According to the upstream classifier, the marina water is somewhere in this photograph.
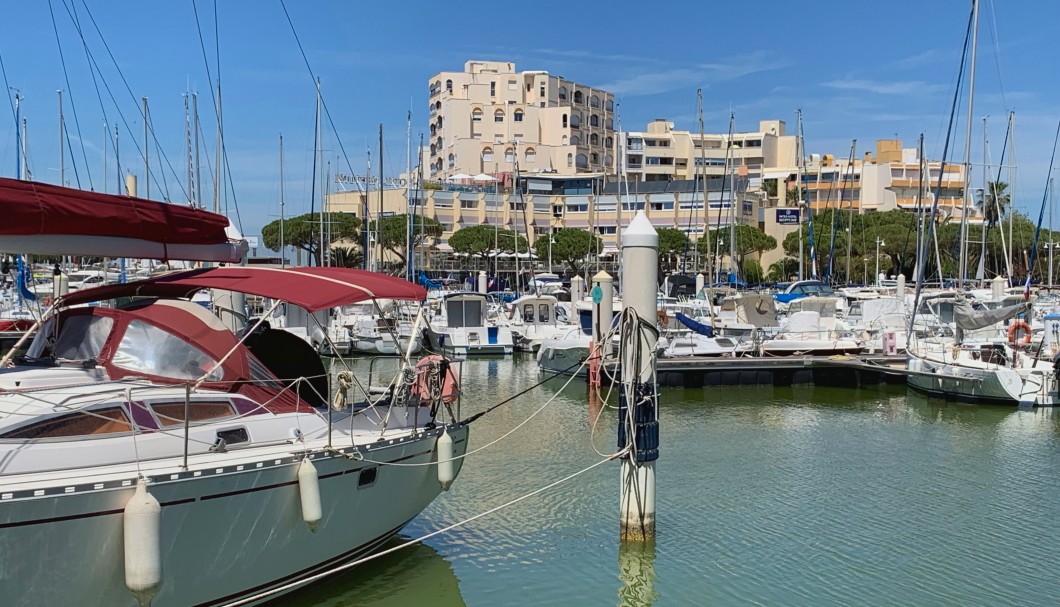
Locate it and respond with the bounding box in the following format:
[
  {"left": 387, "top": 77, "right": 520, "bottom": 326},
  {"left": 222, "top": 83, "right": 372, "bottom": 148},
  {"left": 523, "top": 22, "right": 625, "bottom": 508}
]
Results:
[{"left": 285, "top": 355, "right": 1060, "bottom": 606}]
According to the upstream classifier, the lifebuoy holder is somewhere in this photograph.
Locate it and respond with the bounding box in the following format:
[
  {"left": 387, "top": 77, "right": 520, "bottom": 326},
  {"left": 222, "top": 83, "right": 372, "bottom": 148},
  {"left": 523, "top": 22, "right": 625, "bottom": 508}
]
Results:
[{"left": 1008, "top": 320, "right": 1032, "bottom": 350}]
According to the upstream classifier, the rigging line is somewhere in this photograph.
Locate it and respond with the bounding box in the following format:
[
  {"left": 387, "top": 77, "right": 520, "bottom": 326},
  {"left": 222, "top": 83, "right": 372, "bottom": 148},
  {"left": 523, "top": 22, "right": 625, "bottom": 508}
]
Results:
[
  {"left": 0, "top": 49, "right": 16, "bottom": 126},
  {"left": 910, "top": 3, "right": 974, "bottom": 334},
  {"left": 75, "top": 0, "right": 187, "bottom": 202},
  {"left": 221, "top": 446, "right": 628, "bottom": 607},
  {"left": 65, "top": 1, "right": 187, "bottom": 200},
  {"left": 149, "top": 105, "right": 171, "bottom": 200},
  {"left": 278, "top": 0, "right": 367, "bottom": 208},
  {"left": 47, "top": 0, "right": 91, "bottom": 190},
  {"left": 1022, "top": 120, "right": 1060, "bottom": 296},
  {"left": 61, "top": 0, "right": 117, "bottom": 166},
  {"left": 984, "top": 0, "right": 1008, "bottom": 111}
]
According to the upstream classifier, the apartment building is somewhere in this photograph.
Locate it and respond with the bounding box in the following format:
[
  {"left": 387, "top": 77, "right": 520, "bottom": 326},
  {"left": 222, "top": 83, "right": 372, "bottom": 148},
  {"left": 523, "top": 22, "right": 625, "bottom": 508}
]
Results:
[
  {"left": 621, "top": 118, "right": 796, "bottom": 191},
  {"left": 426, "top": 61, "right": 616, "bottom": 181}
]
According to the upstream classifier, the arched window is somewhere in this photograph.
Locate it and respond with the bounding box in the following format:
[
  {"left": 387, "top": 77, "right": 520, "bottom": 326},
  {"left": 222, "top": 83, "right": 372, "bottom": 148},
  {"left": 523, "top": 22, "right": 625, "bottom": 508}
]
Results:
[
  {"left": 525, "top": 147, "right": 536, "bottom": 162},
  {"left": 606, "top": 99, "right": 614, "bottom": 112},
  {"left": 562, "top": 135, "right": 568, "bottom": 145},
  {"left": 590, "top": 114, "right": 599, "bottom": 127},
  {"left": 561, "top": 114, "right": 568, "bottom": 128},
  {"left": 445, "top": 79, "right": 453, "bottom": 93},
  {"left": 558, "top": 85, "right": 568, "bottom": 100},
  {"left": 570, "top": 113, "right": 581, "bottom": 128},
  {"left": 430, "top": 143, "right": 436, "bottom": 155},
  {"left": 514, "top": 109, "right": 524, "bottom": 122},
  {"left": 570, "top": 135, "right": 580, "bottom": 146},
  {"left": 566, "top": 153, "right": 573, "bottom": 168},
  {"left": 494, "top": 109, "right": 505, "bottom": 123},
  {"left": 591, "top": 152, "right": 599, "bottom": 164},
  {"left": 448, "top": 154, "right": 455, "bottom": 168},
  {"left": 436, "top": 101, "right": 442, "bottom": 110},
  {"left": 437, "top": 116, "right": 444, "bottom": 128},
  {"left": 604, "top": 154, "right": 614, "bottom": 167},
  {"left": 436, "top": 137, "right": 442, "bottom": 149},
  {"left": 430, "top": 124, "right": 437, "bottom": 136},
  {"left": 504, "top": 147, "right": 515, "bottom": 163},
  {"left": 590, "top": 134, "right": 599, "bottom": 146},
  {"left": 606, "top": 136, "right": 614, "bottom": 148},
  {"left": 576, "top": 153, "right": 588, "bottom": 168},
  {"left": 606, "top": 118, "right": 614, "bottom": 130},
  {"left": 590, "top": 94, "right": 600, "bottom": 108},
  {"left": 472, "top": 108, "right": 483, "bottom": 122},
  {"left": 482, "top": 147, "right": 494, "bottom": 162},
  {"left": 573, "top": 91, "right": 583, "bottom": 104}
]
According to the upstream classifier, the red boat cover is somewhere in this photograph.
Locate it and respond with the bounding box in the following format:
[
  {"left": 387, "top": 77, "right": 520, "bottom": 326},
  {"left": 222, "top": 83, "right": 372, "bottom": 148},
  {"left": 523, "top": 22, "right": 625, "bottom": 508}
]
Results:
[
  {"left": 62, "top": 266, "right": 427, "bottom": 311},
  {"left": 0, "top": 177, "right": 231, "bottom": 245}
]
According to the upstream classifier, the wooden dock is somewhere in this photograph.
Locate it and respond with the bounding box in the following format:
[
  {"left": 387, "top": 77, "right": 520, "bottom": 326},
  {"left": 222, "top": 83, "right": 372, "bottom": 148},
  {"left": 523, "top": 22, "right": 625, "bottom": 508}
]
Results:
[{"left": 606, "top": 354, "right": 909, "bottom": 388}]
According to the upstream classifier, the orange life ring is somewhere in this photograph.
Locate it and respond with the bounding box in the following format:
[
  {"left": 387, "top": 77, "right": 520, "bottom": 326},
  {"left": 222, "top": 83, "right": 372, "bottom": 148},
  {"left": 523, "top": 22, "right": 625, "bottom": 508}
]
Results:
[{"left": 1007, "top": 320, "right": 1032, "bottom": 350}]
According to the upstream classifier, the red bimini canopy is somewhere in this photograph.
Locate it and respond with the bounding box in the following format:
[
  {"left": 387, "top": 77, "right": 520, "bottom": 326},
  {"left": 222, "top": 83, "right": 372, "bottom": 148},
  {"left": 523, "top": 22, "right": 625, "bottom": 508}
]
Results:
[
  {"left": 63, "top": 266, "right": 427, "bottom": 311},
  {"left": 0, "top": 177, "right": 247, "bottom": 262}
]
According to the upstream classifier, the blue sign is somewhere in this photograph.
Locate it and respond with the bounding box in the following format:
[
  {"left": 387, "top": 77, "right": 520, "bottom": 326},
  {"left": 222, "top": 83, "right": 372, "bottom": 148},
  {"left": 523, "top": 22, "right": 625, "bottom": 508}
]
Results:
[
  {"left": 776, "top": 209, "right": 801, "bottom": 225},
  {"left": 590, "top": 285, "right": 603, "bottom": 304}
]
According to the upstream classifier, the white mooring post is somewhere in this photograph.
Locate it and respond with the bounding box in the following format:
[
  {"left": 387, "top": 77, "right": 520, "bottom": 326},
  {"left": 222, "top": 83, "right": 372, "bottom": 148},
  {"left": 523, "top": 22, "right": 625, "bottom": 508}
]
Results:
[
  {"left": 477, "top": 270, "right": 487, "bottom": 294},
  {"left": 571, "top": 275, "right": 585, "bottom": 304},
  {"left": 619, "top": 211, "right": 658, "bottom": 542}
]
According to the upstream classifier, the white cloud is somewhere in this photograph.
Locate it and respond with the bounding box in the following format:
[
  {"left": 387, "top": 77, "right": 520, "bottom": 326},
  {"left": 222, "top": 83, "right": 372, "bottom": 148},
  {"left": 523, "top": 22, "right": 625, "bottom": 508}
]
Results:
[{"left": 823, "top": 78, "right": 947, "bottom": 96}]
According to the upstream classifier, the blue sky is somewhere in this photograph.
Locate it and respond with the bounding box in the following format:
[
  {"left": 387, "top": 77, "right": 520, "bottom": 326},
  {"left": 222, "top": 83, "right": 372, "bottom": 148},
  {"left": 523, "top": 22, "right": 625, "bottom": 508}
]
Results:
[{"left": 2, "top": 0, "right": 1058, "bottom": 240}]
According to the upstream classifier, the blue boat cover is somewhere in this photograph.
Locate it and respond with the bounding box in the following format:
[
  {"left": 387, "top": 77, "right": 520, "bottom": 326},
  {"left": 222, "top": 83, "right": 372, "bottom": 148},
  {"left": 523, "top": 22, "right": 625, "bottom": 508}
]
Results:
[{"left": 675, "top": 312, "right": 713, "bottom": 337}]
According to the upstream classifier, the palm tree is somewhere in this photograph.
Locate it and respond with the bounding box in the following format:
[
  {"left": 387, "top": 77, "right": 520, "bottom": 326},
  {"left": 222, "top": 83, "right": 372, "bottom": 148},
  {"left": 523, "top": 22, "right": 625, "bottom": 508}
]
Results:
[{"left": 976, "top": 181, "right": 1010, "bottom": 227}]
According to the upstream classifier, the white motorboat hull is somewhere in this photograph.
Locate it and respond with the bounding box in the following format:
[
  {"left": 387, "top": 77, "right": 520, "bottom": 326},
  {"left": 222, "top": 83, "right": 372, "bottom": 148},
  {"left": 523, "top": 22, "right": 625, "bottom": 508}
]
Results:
[
  {"left": 907, "top": 356, "right": 1056, "bottom": 406},
  {"left": 426, "top": 326, "right": 513, "bottom": 357},
  {"left": 0, "top": 424, "right": 468, "bottom": 607},
  {"left": 351, "top": 334, "right": 423, "bottom": 356}
]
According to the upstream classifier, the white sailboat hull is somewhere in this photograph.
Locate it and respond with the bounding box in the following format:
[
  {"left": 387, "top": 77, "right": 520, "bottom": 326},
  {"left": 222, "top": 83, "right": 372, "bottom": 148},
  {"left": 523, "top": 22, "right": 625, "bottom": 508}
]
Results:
[{"left": 0, "top": 425, "right": 468, "bottom": 607}]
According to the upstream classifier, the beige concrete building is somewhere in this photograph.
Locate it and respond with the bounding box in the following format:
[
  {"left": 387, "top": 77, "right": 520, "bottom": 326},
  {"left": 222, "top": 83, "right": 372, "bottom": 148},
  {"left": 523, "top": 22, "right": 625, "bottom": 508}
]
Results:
[{"left": 426, "top": 60, "right": 616, "bottom": 181}]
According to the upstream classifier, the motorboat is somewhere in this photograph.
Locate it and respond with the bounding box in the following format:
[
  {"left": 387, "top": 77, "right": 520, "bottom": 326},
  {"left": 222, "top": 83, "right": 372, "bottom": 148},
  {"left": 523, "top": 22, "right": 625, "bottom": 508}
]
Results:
[
  {"left": 425, "top": 292, "right": 513, "bottom": 356},
  {"left": 0, "top": 266, "right": 469, "bottom": 606},
  {"left": 506, "top": 294, "right": 571, "bottom": 353},
  {"left": 760, "top": 297, "right": 861, "bottom": 356}
]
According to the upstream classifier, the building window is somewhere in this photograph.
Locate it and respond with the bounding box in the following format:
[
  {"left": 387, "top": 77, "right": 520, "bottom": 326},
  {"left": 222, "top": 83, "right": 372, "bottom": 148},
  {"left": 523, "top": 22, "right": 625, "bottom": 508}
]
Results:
[
  {"left": 591, "top": 152, "right": 599, "bottom": 164},
  {"left": 562, "top": 114, "right": 568, "bottom": 128},
  {"left": 606, "top": 136, "right": 613, "bottom": 148},
  {"left": 483, "top": 147, "right": 494, "bottom": 162},
  {"left": 445, "top": 79, "right": 452, "bottom": 93},
  {"left": 590, "top": 134, "right": 599, "bottom": 146},
  {"left": 567, "top": 153, "right": 573, "bottom": 168},
  {"left": 472, "top": 109, "right": 483, "bottom": 122},
  {"left": 562, "top": 135, "right": 568, "bottom": 145},
  {"left": 448, "top": 154, "right": 455, "bottom": 168},
  {"left": 430, "top": 124, "right": 437, "bottom": 136},
  {"left": 504, "top": 148, "right": 514, "bottom": 163},
  {"left": 573, "top": 91, "right": 583, "bottom": 105},
  {"left": 606, "top": 99, "right": 614, "bottom": 112},
  {"left": 437, "top": 116, "right": 443, "bottom": 128},
  {"left": 490, "top": 81, "right": 496, "bottom": 97},
  {"left": 590, "top": 94, "right": 600, "bottom": 108},
  {"left": 539, "top": 85, "right": 545, "bottom": 97},
  {"left": 570, "top": 114, "right": 581, "bottom": 128},
  {"left": 494, "top": 109, "right": 504, "bottom": 122},
  {"left": 508, "top": 79, "right": 517, "bottom": 91},
  {"left": 558, "top": 86, "right": 567, "bottom": 100},
  {"left": 514, "top": 109, "right": 524, "bottom": 122},
  {"left": 430, "top": 144, "right": 436, "bottom": 155},
  {"left": 570, "top": 135, "right": 580, "bottom": 146},
  {"left": 590, "top": 114, "right": 599, "bottom": 127},
  {"left": 525, "top": 147, "right": 536, "bottom": 161},
  {"left": 605, "top": 118, "right": 614, "bottom": 131},
  {"left": 576, "top": 153, "right": 588, "bottom": 168}
]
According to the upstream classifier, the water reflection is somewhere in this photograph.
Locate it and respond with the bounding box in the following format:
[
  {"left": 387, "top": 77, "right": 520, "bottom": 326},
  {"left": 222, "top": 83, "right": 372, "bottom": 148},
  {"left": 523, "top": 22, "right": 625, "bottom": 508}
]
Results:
[
  {"left": 617, "top": 541, "right": 658, "bottom": 607},
  {"left": 277, "top": 538, "right": 465, "bottom": 607}
]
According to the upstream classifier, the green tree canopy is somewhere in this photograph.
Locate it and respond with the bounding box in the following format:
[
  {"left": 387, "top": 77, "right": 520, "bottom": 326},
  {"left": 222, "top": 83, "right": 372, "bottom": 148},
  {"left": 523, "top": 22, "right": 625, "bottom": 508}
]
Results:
[
  {"left": 368, "top": 214, "right": 443, "bottom": 265},
  {"left": 261, "top": 212, "right": 361, "bottom": 266},
  {"left": 533, "top": 228, "right": 601, "bottom": 272},
  {"left": 656, "top": 227, "right": 691, "bottom": 273},
  {"left": 449, "top": 225, "right": 528, "bottom": 259},
  {"left": 701, "top": 224, "right": 777, "bottom": 267}
]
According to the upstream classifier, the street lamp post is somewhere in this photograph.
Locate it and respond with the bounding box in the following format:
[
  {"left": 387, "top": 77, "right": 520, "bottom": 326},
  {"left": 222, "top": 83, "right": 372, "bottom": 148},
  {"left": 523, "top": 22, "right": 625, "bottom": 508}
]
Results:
[{"left": 875, "top": 237, "right": 886, "bottom": 286}]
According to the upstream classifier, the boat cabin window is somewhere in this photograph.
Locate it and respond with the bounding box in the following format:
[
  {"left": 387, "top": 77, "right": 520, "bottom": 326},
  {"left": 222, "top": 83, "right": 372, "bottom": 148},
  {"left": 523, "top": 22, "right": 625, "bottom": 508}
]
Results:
[
  {"left": 27, "top": 315, "right": 113, "bottom": 361},
  {"left": 523, "top": 304, "right": 535, "bottom": 322},
  {"left": 538, "top": 304, "right": 550, "bottom": 322},
  {"left": 446, "top": 299, "right": 483, "bottom": 328},
  {"left": 111, "top": 320, "right": 223, "bottom": 381},
  {"left": 2, "top": 406, "right": 131, "bottom": 440},
  {"left": 151, "top": 401, "right": 236, "bottom": 427}
]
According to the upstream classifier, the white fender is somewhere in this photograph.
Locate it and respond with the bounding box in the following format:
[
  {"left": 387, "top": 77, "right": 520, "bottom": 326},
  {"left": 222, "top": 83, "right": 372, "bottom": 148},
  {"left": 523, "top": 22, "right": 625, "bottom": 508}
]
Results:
[
  {"left": 124, "top": 479, "right": 162, "bottom": 607},
  {"left": 298, "top": 457, "right": 322, "bottom": 532},
  {"left": 437, "top": 428, "right": 455, "bottom": 491}
]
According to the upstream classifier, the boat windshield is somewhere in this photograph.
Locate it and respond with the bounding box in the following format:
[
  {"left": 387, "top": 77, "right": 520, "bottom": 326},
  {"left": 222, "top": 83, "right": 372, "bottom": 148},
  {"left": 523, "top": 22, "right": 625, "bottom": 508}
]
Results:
[
  {"left": 110, "top": 319, "right": 223, "bottom": 381},
  {"left": 26, "top": 315, "right": 114, "bottom": 361}
]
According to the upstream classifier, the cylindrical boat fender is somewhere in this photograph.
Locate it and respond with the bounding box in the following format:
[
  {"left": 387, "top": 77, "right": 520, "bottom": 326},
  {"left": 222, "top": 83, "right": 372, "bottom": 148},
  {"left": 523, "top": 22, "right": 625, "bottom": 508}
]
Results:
[
  {"left": 437, "top": 428, "right": 455, "bottom": 491},
  {"left": 124, "top": 479, "right": 162, "bottom": 607},
  {"left": 298, "top": 457, "right": 322, "bottom": 532}
]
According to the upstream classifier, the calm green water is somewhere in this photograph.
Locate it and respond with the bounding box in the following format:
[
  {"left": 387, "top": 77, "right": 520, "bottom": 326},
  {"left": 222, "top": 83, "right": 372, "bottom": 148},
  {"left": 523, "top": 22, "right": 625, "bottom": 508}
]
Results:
[{"left": 292, "top": 355, "right": 1060, "bottom": 606}]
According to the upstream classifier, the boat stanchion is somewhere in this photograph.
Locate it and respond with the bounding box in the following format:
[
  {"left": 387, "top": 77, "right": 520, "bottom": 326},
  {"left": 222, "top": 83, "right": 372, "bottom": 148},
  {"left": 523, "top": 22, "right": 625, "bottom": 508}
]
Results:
[{"left": 124, "top": 479, "right": 162, "bottom": 607}]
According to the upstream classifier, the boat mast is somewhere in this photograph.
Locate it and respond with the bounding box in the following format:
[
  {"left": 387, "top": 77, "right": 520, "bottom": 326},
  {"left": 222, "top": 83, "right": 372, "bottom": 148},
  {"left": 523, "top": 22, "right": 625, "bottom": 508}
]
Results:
[
  {"left": 142, "top": 96, "right": 149, "bottom": 199},
  {"left": 958, "top": 0, "right": 980, "bottom": 288},
  {"left": 184, "top": 92, "right": 193, "bottom": 205},
  {"left": 214, "top": 81, "right": 222, "bottom": 214},
  {"left": 844, "top": 140, "right": 857, "bottom": 284},
  {"left": 279, "top": 133, "right": 286, "bottom": 268},
  {"left": 405, "top": 106, "right": 413, "bottom": 282},
  {"left": 696, "top": 92, "right": 709, "bottom": 277},
  {"left": 58, "top": 90, "right": 64, "bottom": 186},
  {"left": 315, "top": 79, "right": 324, "bottom": 267},
  {"left": 976, "top": 116, "right": 988, "bottom": 284},
  {"left": 378, "top": 123, "right": 384, "bottom": 273}
]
